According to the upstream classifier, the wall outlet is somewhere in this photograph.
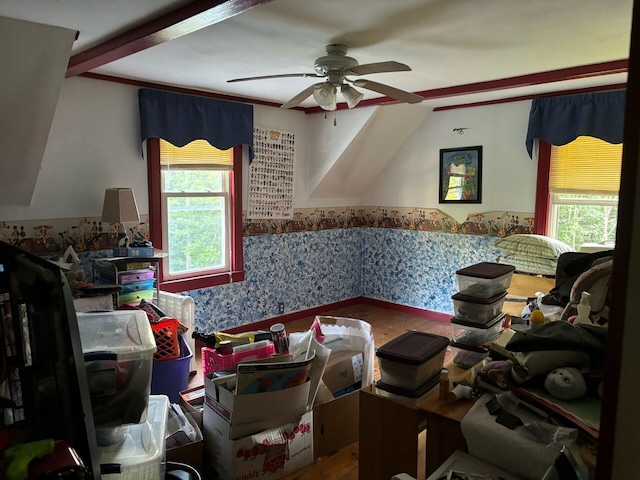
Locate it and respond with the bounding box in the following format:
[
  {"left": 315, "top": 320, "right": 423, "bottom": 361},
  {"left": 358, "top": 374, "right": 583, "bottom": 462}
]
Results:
[{"left": 278, "top": 302, "right": 285, "bottom": 314}]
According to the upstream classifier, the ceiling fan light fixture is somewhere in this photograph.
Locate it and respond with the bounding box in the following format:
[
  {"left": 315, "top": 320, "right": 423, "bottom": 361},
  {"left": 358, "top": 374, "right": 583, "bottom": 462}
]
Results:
[
  {"left": 319, "top": 94, "right": 337, "bottom": 111},
  {"left": 341, "top": 84, "right": 364, "bottom": 108},
  {"left": 313, "top": 82, "right": 336, "bottom": 107}
]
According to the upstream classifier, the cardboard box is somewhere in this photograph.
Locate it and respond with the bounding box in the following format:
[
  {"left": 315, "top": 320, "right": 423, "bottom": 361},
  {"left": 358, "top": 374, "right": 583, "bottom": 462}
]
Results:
[
  {"left": 290, "top": 316, "right": 374, "bottom": 460},
  {"left": 167, "top": 407, "right": 204, "bottom": 473},
  {"left": 180, "top": 385, "right": 205, "bottom": 430},
  {"left": 205, "top": 409, "right": 313, "bottom": 480},
  {"left": 321, "top": 350, "right": 363, "bottom": 394},
  {"left": 313, "top": 389, "right": 360, "bottom": 459},
  {"left": 204, "top": 374, "right": 311, "bottom": 440}
]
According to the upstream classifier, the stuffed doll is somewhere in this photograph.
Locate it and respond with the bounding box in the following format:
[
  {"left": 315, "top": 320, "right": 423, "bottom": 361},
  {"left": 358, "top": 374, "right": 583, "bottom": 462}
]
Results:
[{"left": 544, "top": 367, "right": 587, "bottom": 400}]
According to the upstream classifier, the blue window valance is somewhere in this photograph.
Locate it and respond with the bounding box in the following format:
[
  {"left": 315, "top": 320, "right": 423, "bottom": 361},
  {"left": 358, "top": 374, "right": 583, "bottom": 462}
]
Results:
[
  {"left": 139, "top": 88, "right": 254, "bottom": 161},
  {"left": 525, "top": 90, "right": 626, "bottom": 158}
]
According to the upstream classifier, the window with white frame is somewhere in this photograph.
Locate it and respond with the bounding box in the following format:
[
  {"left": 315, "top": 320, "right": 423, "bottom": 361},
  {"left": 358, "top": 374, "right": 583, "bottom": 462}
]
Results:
[
  {"left": 546, "top": 136, "right": 622, "bottom": 250},
  {"left": 147, "top": 138, "right": 244, "bottom": 292}
]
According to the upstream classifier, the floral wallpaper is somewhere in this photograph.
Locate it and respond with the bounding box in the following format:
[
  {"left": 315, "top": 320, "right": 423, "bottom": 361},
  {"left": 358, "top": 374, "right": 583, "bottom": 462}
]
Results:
[{"left": 4, "top": 205, "right": 530, "bottom": 334}]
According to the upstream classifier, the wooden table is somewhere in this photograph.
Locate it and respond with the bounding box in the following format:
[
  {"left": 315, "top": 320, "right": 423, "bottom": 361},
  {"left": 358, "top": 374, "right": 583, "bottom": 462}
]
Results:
[{"left": 358, "top": 362, "right": 477, "bottom": 480}]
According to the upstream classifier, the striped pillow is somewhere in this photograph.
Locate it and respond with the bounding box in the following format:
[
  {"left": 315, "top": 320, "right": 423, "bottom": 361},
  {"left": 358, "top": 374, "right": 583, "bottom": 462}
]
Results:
[
  {"left": 495, "top": 234, "right": 574, "bottom": 260},
  {"left": 498, "top": 254, "right": 558, "bottom": 276}
]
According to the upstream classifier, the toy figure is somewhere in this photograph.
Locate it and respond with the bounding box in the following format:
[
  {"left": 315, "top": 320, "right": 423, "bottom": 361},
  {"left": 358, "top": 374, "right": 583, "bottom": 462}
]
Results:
[{"left": 544, "top": 367, "right": 587, "bottom": 400}]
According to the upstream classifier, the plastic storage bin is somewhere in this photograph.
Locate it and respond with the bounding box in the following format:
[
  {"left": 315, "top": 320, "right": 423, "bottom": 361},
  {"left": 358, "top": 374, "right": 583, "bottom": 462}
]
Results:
[
  {"left": 456, "top": 262, "right": 515, "bottom": 299},
  {"left": 76, "top": 310, "right": 157, "bottom": 429},
  {"left": 375, "top": 371, "right": 440, "bottom": 407},
  {"left": 449, "top": 341, "right": 490, "bottom": 369},
  {"left": 451, "top": 290, "right": 507, "bottom": 323},
  {"left": 202, "top": 341, "right": 276, "bottom": 375},
  {"left": 157, "top": 291, "right": 196, "bottom": 373},
  {"left": 376, "top": 331, "right": 449, "bottom": 390},
  {"left": 97, "top": 395, "right": 169, "bottom": 480},
  {"left": 151, "top": 335, "right": 193, "bottom": 403},
  {"left": 450, "top": 312, "right": 505, "bottom": 347}
]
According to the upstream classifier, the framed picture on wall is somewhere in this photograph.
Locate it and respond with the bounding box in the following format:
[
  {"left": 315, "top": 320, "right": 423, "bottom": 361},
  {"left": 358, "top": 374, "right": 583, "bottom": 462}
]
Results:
[{"left": 439, "top": 145, "right": 482, "bottom": 203}]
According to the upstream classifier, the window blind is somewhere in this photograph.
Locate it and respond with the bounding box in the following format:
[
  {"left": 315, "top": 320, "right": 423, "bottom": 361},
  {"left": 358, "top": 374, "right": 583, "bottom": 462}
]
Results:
[
  {"left": 160, "top": 139, "right": 233, "bottom": 169},
  {"left": 549, "top": 136, "right": 622, "bottom": 194}
]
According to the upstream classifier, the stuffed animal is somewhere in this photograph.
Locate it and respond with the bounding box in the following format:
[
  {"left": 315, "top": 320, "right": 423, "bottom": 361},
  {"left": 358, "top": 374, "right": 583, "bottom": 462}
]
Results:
[{"left": 544, "top": 367, "right": 587, "bottom": 400}]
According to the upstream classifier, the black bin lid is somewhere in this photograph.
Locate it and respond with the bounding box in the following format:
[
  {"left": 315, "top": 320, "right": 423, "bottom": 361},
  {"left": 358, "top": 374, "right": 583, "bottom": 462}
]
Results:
[
  {"left": 375, "top": 371, "right": 441, "bottom": 398},
  {"left": 451, "top": 290, "right": 507, "bottom": 305},
  {"left": 376, "top": 331, "right": 449, "bottom": 365},
  {"left": 450, "top": 312, "right": 506, "bottom": 329},
  {"left": 455, "top": 262, "right": 515, "bottom": 279}
]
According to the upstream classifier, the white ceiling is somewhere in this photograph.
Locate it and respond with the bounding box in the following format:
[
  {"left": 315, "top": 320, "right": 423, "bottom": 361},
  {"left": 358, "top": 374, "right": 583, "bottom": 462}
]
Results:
[{"left": 0, "top": 0, "right": 634, "bottom": 109}]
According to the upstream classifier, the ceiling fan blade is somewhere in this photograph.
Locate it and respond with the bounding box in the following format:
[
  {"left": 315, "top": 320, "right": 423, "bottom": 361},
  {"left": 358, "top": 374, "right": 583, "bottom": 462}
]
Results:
[
  {"left": 352, "top": 79, "right": 423, "bottom": 104},
  {"left": 345, "top": 61, "right": 411, "bottom": 76},
  {"left": 227, "top": 73, "right": 322, "bottom": 83},
  {"left": 281, "top": 84, "right": 319, "bottom": 109}
]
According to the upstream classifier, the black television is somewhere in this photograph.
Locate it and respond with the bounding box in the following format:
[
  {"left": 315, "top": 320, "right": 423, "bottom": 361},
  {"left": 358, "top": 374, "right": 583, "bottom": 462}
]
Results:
[{"left": 0, "top": 240, "right": 100, "bottom": 478}]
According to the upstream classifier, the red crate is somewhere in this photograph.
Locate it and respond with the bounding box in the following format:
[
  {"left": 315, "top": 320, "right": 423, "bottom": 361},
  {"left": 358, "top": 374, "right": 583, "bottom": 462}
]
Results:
[
  {"left": 202, "top": 342, "right": 275, "bottom": 375},
  {"left": 151, "top": 318, "right": 180, "bottom": 362}
]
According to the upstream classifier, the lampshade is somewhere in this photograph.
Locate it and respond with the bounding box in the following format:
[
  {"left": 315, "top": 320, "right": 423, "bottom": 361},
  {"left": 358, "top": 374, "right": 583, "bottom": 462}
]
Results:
[
  {"left": 101, "top": 188, "right": 140, "bottom": 224},
  {"left": 313, "top": 82, "right": 337, "bottom": 111},
  {"left": 341, "top": 84, "right": 364, "bottom": 109}
]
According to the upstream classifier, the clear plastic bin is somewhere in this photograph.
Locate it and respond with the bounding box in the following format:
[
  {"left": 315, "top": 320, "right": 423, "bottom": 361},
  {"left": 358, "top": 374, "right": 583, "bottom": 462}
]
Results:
[
  {"left": 76, "top": 310, "right": 156, "bottom": 429},
  {"left": 451, "top": 290, "right": 507, "bottom": 323},
  {"left": 449, "top": 341, "right": 490, "bottom": 369},
  {"left": 97, "top": 395, "right": 168, "bottom": 480},
  {"left": 376, "top": 331, "right": 449, "bottom": 390},
  {"left": 456, "top": 262, "right": 515, "bottom": 299},
  {"left": 374, "top": 372, "right": 440, "bottom": 407},
  {"left": 450, "top": 312, "right": 505, "bottom": 347}
]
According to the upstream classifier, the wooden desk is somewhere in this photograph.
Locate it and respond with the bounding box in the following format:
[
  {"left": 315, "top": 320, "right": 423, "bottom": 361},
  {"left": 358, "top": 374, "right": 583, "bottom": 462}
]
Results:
[{"left": 358, "top": 362, "right": 477, "bottom": 480}]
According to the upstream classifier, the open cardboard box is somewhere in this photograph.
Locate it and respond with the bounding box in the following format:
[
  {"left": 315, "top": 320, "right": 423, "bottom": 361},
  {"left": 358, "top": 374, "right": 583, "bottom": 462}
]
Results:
[
  {"left": 203, "top": 373, "right": 314, "bottom": 480},
  {"left": 167, "top": 406, "right": 204, "bottom": 473},
  {"left": 290, "top": 316, "right": 375, "bottom": 459}
]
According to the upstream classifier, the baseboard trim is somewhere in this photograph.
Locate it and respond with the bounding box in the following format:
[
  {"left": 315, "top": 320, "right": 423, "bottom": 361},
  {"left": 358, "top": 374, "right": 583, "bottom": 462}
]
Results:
[{"left": 223, "top": 296, "right": 449, "bottom": 334}]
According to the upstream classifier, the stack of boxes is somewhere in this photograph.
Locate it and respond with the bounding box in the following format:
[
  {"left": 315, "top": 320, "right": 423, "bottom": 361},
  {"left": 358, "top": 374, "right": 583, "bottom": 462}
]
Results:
[{"left": 449, "top": 262, "right": 515, "bottom": 369}]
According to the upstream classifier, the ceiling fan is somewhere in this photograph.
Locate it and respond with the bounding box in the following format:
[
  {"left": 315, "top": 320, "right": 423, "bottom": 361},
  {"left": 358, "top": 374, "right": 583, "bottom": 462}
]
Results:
[{"left": 227, "top": 44, "right": 423, "bottom": 110}]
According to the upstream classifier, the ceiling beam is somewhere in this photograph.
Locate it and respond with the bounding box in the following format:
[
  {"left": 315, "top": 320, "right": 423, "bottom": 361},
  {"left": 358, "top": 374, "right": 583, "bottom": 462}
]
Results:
[
  {"left": 414, "top": 59, "right": 628, "bottom": 100},
  {"left": 304, "top": 59, "right": 629, "bottom": 113},
  {"left": 66, "top": 0, "right": 274, "bottom": 77}
]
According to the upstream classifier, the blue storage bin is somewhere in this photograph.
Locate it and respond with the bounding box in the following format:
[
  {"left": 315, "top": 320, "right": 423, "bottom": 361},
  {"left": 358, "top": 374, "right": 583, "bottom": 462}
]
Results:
[{"left": 151, "top": 334, "right": 193, "bottom": 403}]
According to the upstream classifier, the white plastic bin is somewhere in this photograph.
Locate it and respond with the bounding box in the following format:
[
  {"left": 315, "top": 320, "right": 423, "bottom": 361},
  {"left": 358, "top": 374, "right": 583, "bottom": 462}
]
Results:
[
  {"left": 157, "top": 290, "right": 196, "bottom": 373},
  {"left": 97, "top": 395, "right": 169, "bottom": 480}
]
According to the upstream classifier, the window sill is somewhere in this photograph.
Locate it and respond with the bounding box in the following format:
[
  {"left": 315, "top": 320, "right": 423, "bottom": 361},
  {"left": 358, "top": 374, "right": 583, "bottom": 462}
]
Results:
[{"left": 159, "top": 270, "right": 245, "bottom": 293}]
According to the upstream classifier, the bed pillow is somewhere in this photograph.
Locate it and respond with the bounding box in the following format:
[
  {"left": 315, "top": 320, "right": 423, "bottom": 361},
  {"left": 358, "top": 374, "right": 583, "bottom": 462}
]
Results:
[
  {"left": 495, "top": 234, "right": 574, "bottom": 260},
  {"left": 498, "top": 254, "right": 558, "bottom": 276}
]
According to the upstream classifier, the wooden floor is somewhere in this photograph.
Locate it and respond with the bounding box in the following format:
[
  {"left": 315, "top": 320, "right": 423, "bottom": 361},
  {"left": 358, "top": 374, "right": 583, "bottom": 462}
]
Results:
[{"left": 267, "top": 303, "right": 452, "bottom": 480}]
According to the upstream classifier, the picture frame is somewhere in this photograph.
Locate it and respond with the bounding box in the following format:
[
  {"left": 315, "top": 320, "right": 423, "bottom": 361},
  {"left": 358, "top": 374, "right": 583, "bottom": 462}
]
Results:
[{"left": 439, "top": 145, "right": 482, "bottom": 204}]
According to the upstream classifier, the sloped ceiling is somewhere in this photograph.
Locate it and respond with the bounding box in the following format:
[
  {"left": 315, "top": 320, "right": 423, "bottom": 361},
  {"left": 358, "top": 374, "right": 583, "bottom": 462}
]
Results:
[
  {"left": 0, "top": 16, "right": 77, "bottom": 206},
  {"left": 308, "top": 104, "right": 431, "bottom": 198}
]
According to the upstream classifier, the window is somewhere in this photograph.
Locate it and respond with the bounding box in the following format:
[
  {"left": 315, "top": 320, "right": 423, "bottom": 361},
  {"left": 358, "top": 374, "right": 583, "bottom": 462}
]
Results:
[
  {"left": 537, "top": 137, "right": 622, "bottom": 250},
  {"left": 147, "top": 138, "right": 244, "bottom": 293}
]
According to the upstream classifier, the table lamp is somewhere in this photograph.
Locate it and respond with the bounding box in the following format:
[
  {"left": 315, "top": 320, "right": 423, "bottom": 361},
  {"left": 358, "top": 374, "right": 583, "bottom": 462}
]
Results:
[{"left": 101, "top": 188, "right": 140, "bottom": 247}]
